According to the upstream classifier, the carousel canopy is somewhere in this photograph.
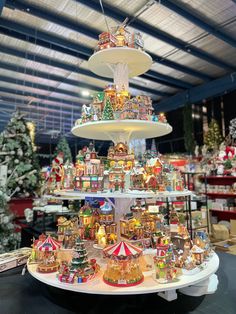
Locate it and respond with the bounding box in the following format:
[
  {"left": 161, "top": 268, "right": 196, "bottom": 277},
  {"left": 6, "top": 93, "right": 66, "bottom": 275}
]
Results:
[
  {"left": 37, "top": 236, "right": 61, "bottom": 252},
  {"left": 103, "top": 241, "right": 142, "bottom": 259}
]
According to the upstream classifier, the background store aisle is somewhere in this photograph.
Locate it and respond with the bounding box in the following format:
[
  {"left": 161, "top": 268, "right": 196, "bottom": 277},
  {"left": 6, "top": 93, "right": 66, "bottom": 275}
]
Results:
[{"left": 0, "top": 252, "right": 235, "bottom": 314}]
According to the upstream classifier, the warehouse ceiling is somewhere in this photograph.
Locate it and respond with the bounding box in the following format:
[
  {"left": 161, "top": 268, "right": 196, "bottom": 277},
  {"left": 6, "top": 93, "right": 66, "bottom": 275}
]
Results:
[{"left": 0, "top": 0, "right": 236, "bottom": 142}]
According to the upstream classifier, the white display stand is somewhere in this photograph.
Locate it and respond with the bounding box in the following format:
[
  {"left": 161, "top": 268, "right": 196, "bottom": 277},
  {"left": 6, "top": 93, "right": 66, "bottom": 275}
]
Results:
[
  {"left": 27, "top": 252, "right": 219, "bottom": 298},
  {"left": 72, "top": 120, "right": 172, "bottom": 144},
  {"left": 32, "top": 44, "right": 219, "bottom": 301}
]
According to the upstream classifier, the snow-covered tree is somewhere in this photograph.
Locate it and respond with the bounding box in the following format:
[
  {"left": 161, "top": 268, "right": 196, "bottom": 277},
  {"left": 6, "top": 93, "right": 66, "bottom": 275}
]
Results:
[{"left": 0, "top": 110, "right": 39, "bottom": 197}]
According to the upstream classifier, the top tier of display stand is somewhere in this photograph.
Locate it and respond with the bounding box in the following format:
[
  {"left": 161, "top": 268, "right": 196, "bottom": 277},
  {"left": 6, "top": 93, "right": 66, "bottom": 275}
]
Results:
[{"left": 71, "top": 47, "right": 172, "bottom": 144}]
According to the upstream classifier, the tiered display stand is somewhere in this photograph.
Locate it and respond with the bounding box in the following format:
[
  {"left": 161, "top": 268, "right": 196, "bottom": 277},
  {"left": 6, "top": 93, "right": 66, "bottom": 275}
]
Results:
[{"left": 29, "top": 47, "right": 219, "bottom": 300}]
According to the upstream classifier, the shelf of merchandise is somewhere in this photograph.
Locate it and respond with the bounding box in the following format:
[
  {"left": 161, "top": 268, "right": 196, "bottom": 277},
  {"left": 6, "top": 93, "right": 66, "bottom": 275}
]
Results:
[
  {"left": 200, "top": 176, "right": 236, "bottom": 186},
  {"left": 206, "top": 192, "right": 236, "bottom": 198},
  {"left": 198, "top": 175, "right": 236, "bottom": 222},
  {"left": 210, "top": 209, "right": 236, "bottom": 214},
  {"left": 27, "top": 251, "right": 219, "bottom": 298},
  {"left": 182, "top": 172, "right": 210, "bottom": 235},
  {"left": 72, "top": 120, "right": 172, "bottom": 144}
]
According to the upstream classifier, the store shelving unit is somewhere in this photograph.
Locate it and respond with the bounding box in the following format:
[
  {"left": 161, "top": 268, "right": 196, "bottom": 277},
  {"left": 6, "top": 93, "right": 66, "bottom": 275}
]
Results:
[
  {"left": 200, "top": 176, "right": 236, "bottom": 223},
  {"left": 182, "top": 172, "right": 210, "bottom": 235}
]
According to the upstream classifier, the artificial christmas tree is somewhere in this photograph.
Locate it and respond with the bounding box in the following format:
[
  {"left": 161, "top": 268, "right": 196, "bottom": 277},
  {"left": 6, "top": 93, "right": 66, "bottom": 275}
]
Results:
[
  {"left": 0, "top": 110, "right": 39, "bottom": 197},
  {"left": 102, "top": 98, "right": 114, "bottom": 120},
  {"left": 229, "top": 117, "right": 236, "bottom": 140},
  {"left": 0, "top": 164, "right": 21, "bottom": 253},
  {"left": 54, "top": 136, "right": 72, "bottom": 163},
  {"left": 204, "top": 119, "right": 223, "bottom": 151}
]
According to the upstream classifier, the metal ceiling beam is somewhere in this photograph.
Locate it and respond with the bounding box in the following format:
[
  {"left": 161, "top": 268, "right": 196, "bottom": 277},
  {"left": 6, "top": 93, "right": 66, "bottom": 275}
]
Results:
[
  {"left": 0, "top": 96, "right": 80, "bottom": 116},
  {"left": 75, "top": 0, "right": 235, "bottom": 71},
  {"left": 5, "top": 0, "right": 99, "bottom": 39},
  {"left": 156, "top": 72, "right": 236, "bottom": 112},
  {"left": 147, "top": 52, "right": 211, "bottom": 81},
  {"left": 0, "top": 85, "right": 83, "bottom": 107},
  {"left": 0, "top": 104, "right": 76, "bottom": 128},
  {"left": 0, "top": 44, "right": 171, "bottom": 97},
  {"left": 4, "top": 0, "right": 212, "bottom": 81},
  {"left": 0, "top": 16, "right": 91, "bottom": 58},
  {"left": 0, "top": 74, "right": 96, "bottom": 101},
  {"left": 159, "top": 0, "right": 236, "bottom": 47},
  {"left": 0, "top": 0, "right": 5, "bottom": 15},
  {"left": 144, "top": 70, "right": 192, "bottom": 89},
  {"left": 0, "top": 18, "right": 186, "bottom": 91}
]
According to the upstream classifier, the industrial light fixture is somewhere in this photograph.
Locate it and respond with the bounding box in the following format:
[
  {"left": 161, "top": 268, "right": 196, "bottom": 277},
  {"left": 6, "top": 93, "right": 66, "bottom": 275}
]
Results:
[{"left": 81, "top": 90, "right": 90, "bottom": 97}]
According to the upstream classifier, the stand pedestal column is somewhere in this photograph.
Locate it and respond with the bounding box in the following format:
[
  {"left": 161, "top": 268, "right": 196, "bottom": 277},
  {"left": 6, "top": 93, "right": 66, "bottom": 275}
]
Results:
[{"left": 113, "top": 63, "right": 129, "bottom": 91}]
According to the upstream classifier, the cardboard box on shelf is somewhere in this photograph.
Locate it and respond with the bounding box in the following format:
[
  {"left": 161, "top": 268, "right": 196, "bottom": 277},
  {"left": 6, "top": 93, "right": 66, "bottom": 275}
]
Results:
[
  {"left": 0, "top": 247, "right": 31, "bottom": 272},
  {"left": 213, "top": 238, "right": 236, "bottom": 252},
  {"left": 230, "top": 219, "right": 236, "bottom": 236},
  {"left": 212, "top": 224, "right": 229, "bottom": 241},
  {"left": 191, "top": 209, "right": 207, "bottom": 228}
]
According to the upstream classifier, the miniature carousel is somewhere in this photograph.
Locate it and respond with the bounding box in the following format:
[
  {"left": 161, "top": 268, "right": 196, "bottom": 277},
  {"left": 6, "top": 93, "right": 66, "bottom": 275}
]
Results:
[
  {"left": 37, "top": 236, "right": 61, "bottom": 273},
  {"left": 103, "top": 241, "right": 144, "bottom": 287}
]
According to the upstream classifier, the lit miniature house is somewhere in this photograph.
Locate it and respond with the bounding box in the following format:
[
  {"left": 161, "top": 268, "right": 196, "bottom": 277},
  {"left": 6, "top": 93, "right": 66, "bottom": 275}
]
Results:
[
  {"left": 37, "top": 236, "right": 60, "bottom": 273},
  {"left": 153, "top": 239, "right": 177, "bottom": 283},
  {"left": 79, "top": 203, "right": 93, "bottom": 227},
  {"left": 75, "top": 144, "right": 104, "bottom": 192},
  {"left": 108, "top": 164, "right": 125, "bottom": 192},
  {"left": 103, "top": 241, "right": 144, "bottom": 287},
  {"left": 57, "top": 216, "right": 72, "bottom": 243},
  {"left": 97, "top": 32, "right": 116, "bottom": 50},
  {"left": 107, "top": 142, "right": 134, "bottom": 170},
  {"left": 99, "top": 201, "right": 114, "bottom": 225},
  {"left": 92, "top": 91, "right": 104, "bottom": 119},
  {"left": 136, "top": 95, "right": 153, "bottom": 120},
  {"left": 104, "top": 84, "right": 117, "bottom": 111},
  {"left": 120, "top": 215, "right": 144, "bottom": 240},
  {"left": 191, "top": 245, "right": 204, "bottom": 265}
]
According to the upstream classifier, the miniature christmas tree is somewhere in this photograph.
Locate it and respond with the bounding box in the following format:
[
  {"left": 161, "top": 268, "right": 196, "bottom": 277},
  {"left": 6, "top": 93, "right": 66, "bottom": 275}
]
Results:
[
  {"left": 204, "top": 119, "right": 223, "bottom": 151},
  {"left": 102, "top": 98, "right": 114, "bottom": 120},
  {"left": 0, "top": 110, "right": 39, "bottom": 197},
  {"left": 54, "top": 136, "right": 72, "bottom": 163},
  {"left": 150, "top": 138, "right": 158, "bottom": 157},
  {"left": 70, "top": 237, "right": 89, "bottom": 273}
]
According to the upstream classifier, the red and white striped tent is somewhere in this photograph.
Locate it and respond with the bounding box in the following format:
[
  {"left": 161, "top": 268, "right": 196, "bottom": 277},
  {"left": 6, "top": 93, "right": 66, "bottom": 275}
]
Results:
[
  {"left": 37, "top": 236, "right": 61, "bottom": 252},
  {"left": 103, "top": 241, "right": 142, "bottom": 259}
]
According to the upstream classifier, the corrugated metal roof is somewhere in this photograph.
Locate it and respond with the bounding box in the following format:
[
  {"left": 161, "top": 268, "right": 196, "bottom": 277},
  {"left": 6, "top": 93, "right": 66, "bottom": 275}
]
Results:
[{"left": 0, "top": 0, "right": 235, "bottom": 138}]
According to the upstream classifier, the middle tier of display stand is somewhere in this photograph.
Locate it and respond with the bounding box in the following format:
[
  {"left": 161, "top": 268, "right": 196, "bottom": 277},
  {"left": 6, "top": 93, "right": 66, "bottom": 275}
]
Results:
[
  {"left": 53, "top": 190, "right": 192, "bottom": 200},
  {"left": 72, "top": 120, "right": 172, "bottom": 143}
]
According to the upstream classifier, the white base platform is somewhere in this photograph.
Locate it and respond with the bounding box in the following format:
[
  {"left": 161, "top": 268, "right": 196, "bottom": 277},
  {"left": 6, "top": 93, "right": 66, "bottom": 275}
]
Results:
[
  {"left": 71, "top": 120, "right": 172, "bottom": 143},
  {"left": 88, "top": 47, "right": 152, "bottom": 79},
  {"left": 27, "top": 253, "right": 219, "bottom": 297}
]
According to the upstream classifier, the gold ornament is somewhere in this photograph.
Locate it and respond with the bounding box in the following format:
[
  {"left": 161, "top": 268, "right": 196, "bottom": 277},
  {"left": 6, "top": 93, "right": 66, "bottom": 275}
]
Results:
[{"left": 26, "top": 122, "right": 36, "bottom": 151}]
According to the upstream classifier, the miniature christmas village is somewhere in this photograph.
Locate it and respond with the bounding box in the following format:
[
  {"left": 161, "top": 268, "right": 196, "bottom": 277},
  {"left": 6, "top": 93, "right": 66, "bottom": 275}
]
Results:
[
  {"left": 28, "top": 201, "right": 212, "bottom": 287},
  {"left": 75, "top": 85, "right": 167, "bottom": 125},
  {"left": 95, "top": 24, "right": 144, "bottom": 51},
  {"left": 45, "top": 141, "right": 184, "bottom": 195}
]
